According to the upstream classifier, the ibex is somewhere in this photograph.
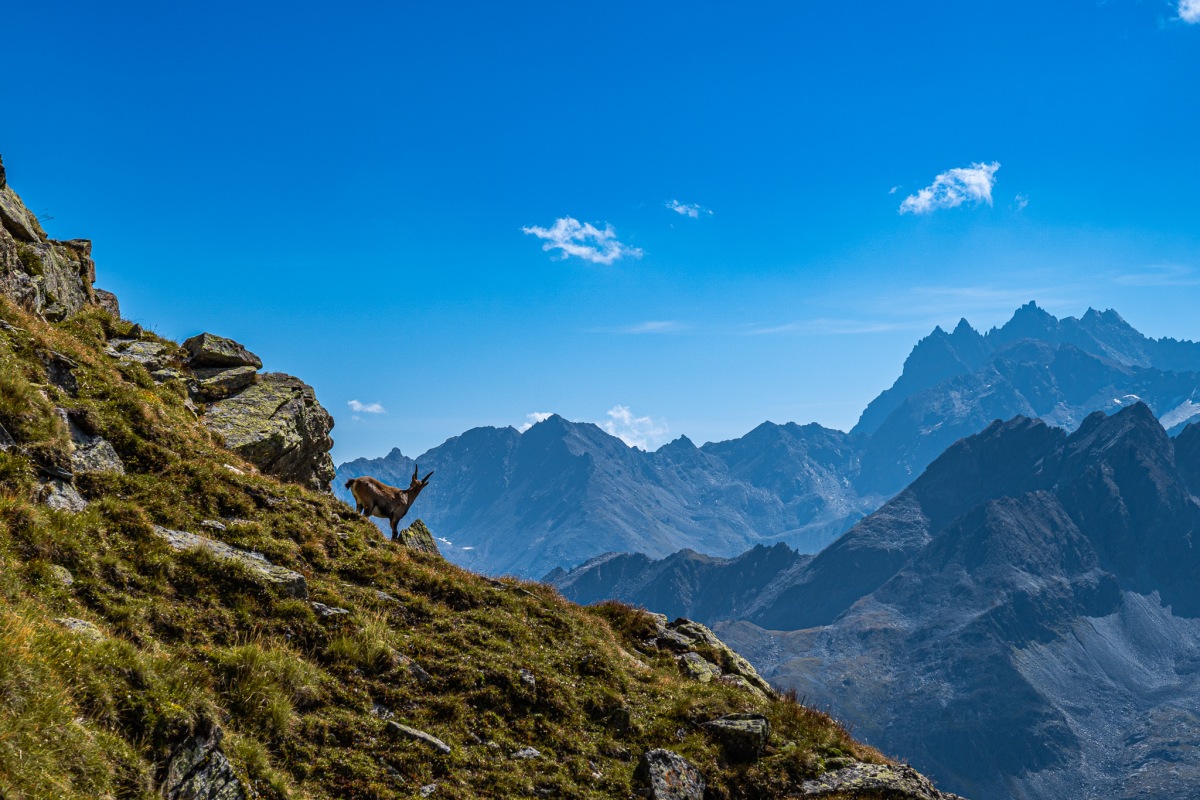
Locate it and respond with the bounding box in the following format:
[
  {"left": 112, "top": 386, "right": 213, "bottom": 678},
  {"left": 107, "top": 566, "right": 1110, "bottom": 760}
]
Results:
[{"left": 345, "top": 464, "right": 434, "bottom": 537}]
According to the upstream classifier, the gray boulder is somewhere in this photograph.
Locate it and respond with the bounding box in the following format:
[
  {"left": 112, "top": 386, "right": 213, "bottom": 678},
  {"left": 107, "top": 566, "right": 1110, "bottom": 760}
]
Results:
[
  {"left": 162, "top": 728, "right": 247, "bottom": 800},
  {"left": 183, "top": 333, "right": 263, "bottom": 369},
  {"left": 395, "top": 519, "right": 441, "bottom": 555},
  {"left": 203, "top": 373, "right": 335, "bottom": 491},
  {"left": 700, "top": 713, "right": 770, "bottom": 762},
  {"left": 42, "top": 479, "right": 88, "bottom": 513},
  {"left": 635, "top": 749, "right": 705, "bottom": 800},
  {"left": 55, "top": 617, "right": 104, "bottom": 641}
]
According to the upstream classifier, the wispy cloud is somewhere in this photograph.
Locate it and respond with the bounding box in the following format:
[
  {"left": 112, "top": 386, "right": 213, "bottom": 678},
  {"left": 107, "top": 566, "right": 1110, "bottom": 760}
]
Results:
[
  {"left": 348, "top": 400, "right": 386, "bottom": 414},
  {"left": 1181, "top": 0, "right": 1200, "bottom": 23},
  {"left": 899, "top": 162, "right": 1001, "bottom": 215},
  {"left": 888, "top": 186, "right": 901, "bottom": 195},
  {"left": 741, "top": 318, "right": 919, "bottom": 335},
  {"left": 517, "top": 412, "right": 553, "bottom": 433},
  {"left": 522, "top": 217, "right": 643, "bottom": 265},
  {"left": 1112, "top": 264, "right": 1200, "bottom": 287},
  {"left": 603, "top": 405, "right": 669, "bottom": 450},
  {"left": 1013, "top": 193, "right": 1029, "bottom": 211},
  {"left": 588, "top": 320, "right": 689, "bottom": 334},
  {"left": 666, "top": 199, "right": 713, "bottom": 218}
]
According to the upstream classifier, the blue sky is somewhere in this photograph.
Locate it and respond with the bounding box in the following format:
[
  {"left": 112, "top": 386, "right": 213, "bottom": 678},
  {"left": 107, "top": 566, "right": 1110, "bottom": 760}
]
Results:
[{"left": 3, "top": 1, "right": 1199, "bottom": 460}]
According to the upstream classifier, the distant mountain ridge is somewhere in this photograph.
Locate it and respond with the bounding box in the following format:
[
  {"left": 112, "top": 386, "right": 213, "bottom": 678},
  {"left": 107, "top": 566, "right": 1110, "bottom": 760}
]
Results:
[
  {"left": 337, "top": 416, "right": 874, "bottom": 577},
  {"left": 339, "top": 303, "right": 1200, "bottom": 577},
  {"left": 560, "top": 405, "right": 1200, "bottom": 798}
]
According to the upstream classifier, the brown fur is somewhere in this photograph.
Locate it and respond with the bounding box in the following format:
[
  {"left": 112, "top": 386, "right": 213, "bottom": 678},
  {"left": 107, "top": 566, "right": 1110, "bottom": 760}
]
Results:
[{"left": 345, "top": 464, "right": 433, "bottom": 537}]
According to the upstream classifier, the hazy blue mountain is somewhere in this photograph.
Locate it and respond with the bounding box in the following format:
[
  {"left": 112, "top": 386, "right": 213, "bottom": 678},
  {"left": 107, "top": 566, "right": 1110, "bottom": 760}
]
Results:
[
  {"left": 336, "top": 415, "right": 876, "bottom": 577},
  {"left": 340, "top": 303, "right": 1200, "bottom": 579},
  {"left": 712, "top": 405, "right": 1200, "bottom": 800}
]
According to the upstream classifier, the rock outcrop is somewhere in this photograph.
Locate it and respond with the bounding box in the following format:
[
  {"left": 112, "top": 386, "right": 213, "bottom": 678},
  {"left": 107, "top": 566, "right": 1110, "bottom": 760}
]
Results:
[
  {"left": 394, "top": 519, "right": 440, "bottom": 556},
  {"left": 202, "top": 373, "right": 335, "bottom": 492},
  {"left": 0, "top": 161, "right": 114, "bottom": 322},
  {"left": 162, "top": 728, "right": 247, "bottom": 800}
]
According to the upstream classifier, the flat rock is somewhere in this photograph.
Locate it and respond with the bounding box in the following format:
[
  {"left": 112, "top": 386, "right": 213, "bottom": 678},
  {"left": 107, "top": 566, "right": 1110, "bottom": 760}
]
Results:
[
  {"left": 153, "top": 525, "right": 308, "bottom": 598},
  {"left": 183, "top": 333, "right": 263, "bottom": 369},
  {"left": 192, "top": 365, "right": 258, "bottom": 400},
  {"left": 105, "top": 339, "right": 174, "bottom": 371},
  {"left": 635, "top": 749, "right": 705, "bottom": 800},
  {"left": 799, "top": 762, "right": 965, "bottom": 799},
  {"left": 700, "top": 713, "right": 770, "bottom": 762},
  {"left": 311, "top": 602, "right": 350, "bottom": 618},
  {"left": 511, "top": 747, "right": 541, "bottom": 759},
  {"left": 203, "top": 373, "right": 335, "bottom": 492},
  {"left": 55, "top": 617, "right": 104, "bottom": 641},
  {"left": 386, "top": 722, "right": 451, "bottom": 755}
]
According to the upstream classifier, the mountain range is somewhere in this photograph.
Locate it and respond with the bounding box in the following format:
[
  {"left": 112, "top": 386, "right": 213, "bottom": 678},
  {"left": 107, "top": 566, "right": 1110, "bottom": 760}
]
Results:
[
  {"left": 339, "top": 302, "right": 1200, "bottom": 578},
  {"left": 558, "top": 403, "right": 1200, "bottom": 799}
]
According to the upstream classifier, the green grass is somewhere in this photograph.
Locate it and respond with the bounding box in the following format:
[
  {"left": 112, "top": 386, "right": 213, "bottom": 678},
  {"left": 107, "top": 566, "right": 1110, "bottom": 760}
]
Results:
[{"left": 0, "top": 295, "right": 888, "bottom": 799}]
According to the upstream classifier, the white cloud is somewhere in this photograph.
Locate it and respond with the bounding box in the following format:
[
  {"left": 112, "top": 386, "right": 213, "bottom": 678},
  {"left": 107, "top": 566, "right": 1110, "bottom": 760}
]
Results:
[
  {"left": 517, "top": 412, "right": 553, "bottom": 433},
  {"left": 1181, "top": 0, "right": 1200, "bottom": 23},
  {"left": 1013, "top": 193, "right": 1029, "bottom": 211},
  {"left": 602, "top": 405, "right": 669, "bottom": 450},
  {"left": 899, "top": 162, "right": 1001, "bottom": 215},
  {"left": 348, "top": 400, "right": 386, "bottom": 414},
  {"left": 522, "top": 217, "right": 643, "bottom": 265},
  {"left": 589, "top": 320, "right": 688, "bottom": 334},
  {"left": 666, "top": 199, "right": 713, "bottom": 218},
  {"left": 888, "top": 185, "right": 900, "bottom": 195},
  {"left": 1113, "top": 264, "right": 1200, "bottom": 287}
]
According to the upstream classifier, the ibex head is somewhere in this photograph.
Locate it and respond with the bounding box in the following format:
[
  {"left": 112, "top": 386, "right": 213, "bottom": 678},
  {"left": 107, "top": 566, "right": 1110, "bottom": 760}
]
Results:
[{"left": 409, "top": 463, "right": 434, "bottom": 494}]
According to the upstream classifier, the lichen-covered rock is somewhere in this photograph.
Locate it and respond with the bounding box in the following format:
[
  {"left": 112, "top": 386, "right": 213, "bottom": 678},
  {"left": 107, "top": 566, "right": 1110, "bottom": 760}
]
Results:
[
  {"left": 41, "top": 350, "right": 79, "bottom": 395},
  {"left": 0, "top": 185, "right": 45, "bottom": 242},
  {"left": 105, "top": 338, "right": 175, "bottom": 372},
  {"left": 662, "top": 618, "right": 773, "bottom": 695},
  {"left": 55, "top": 617, "right": 104, "bottom": 641},
  {"left": 395, "top": 519, "right": 441, "bottom": 555},
  {"left": 635, "top": 749, "right": 705, "bottom": 800},
  {"left": 677, "top": 651, "right": 721, "bottom": 683},
  {"left": 701, "top": 713, "right": 770, "bottom": 762},
  {"left": 162, "top": 728, "right": 247, "bottom": 800},
  {"left": 61, "top": 409, "right": 125, "bottom": 474},
  {"left": 153, "top": 526, "right": 308, "bottom": 598},
  {"left": 183, "top": 333, "right": 263, "bottom": 369},
  {"left": 41, "top": 479, "right": 88, "bottom": 512},
  {"left": 202, "top": 373, "right": 335, "bottom": 491},
  {"left": 799, "top": 762, "right": 966, "bottom": 799},
  {"left": 192, "top": 366, "right": 258, "bottom": 400}
]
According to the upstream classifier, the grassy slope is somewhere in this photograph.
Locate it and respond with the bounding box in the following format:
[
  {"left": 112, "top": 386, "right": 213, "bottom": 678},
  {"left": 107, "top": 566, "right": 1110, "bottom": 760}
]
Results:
[{"left": 0, "top": 298, "right": 886, "bottom": 799}]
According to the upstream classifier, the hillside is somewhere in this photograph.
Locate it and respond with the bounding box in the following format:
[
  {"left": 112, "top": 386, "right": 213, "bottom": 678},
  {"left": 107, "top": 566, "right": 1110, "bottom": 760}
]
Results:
[
  {"left": 339, "top": 303, "right": 1200, "bottom": 579},
  {"left": 0, "top": 159, "right": 962, "bottom": 798}
]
